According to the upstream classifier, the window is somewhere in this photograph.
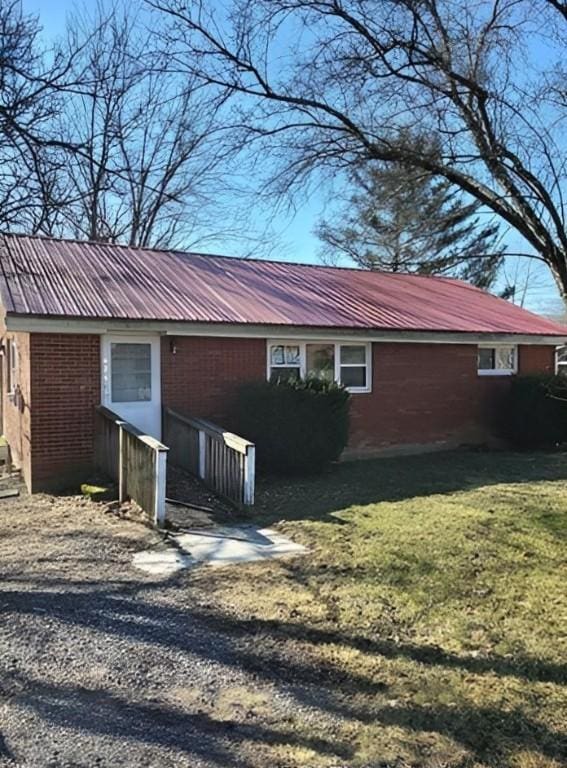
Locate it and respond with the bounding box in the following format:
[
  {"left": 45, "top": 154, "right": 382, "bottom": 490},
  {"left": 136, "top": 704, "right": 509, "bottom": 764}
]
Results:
[
  {"left": 111, "top": 343, "right": 151, "bottom": 402},
  {"left": 477, "top": 344, "right": 517, "bottom": 375},
  {"left": 557, "top": 345, "right": 567, "bottom": 376},
  {"left": 269, "top": 344, "right": 301, "bottom": 382},
  {"left": 306, "top": 343, "right": 335, "bottom": 381},
  {"left": 340, "top": 345, "right": 368, "bottom": 389},
  {"left": 267, "top": 341, "right": 371, "bottom": 392},
  {"left": 6, "top": 338, "right": 17, "bottom": 395}
]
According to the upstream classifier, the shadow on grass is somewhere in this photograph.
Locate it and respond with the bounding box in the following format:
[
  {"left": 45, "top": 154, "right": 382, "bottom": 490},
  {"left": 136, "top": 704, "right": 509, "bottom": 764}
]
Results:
[
  {"left": 192, "top": 608, "right": 567, "bottom": 686},
  {"left": 251, "top": 448, "right": 567, "bottom": 526},
  {"left": 2, "top": 671, "right": 353, "bottom": 768},
  {"left": 3, "top": 449, "right": 566, "bottom": 766},
  {"left": 1, "top": 576, "right": 565, "bottom": 766}
]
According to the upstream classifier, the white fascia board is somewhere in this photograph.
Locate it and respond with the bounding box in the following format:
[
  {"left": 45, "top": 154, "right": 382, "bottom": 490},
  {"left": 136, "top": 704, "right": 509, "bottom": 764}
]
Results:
[{"left": 4, "top": 314, "right": 567, "bottom": 345}]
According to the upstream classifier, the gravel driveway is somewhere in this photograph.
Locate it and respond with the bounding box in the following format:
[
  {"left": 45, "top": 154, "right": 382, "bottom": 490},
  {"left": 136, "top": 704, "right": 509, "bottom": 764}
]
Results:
[{"left": 0, "top": 493, "right": 349, "bottom": 768}]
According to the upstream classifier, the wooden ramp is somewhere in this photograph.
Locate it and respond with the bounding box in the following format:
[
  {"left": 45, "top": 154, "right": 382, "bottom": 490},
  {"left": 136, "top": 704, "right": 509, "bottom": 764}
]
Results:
[{"left": 165, "top": 465, "right": 237, "bottom": 530}]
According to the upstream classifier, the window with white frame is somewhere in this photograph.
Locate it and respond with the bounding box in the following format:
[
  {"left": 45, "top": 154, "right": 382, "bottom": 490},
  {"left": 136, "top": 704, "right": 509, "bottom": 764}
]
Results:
[
  {"left": 477, "top": 344, "right": 517, "bottom": 375},
  {"left": 268, "top": 344, "right": 301, "bottom": 383},
  {"left": 556, "top": 345, "right": 567, "bottom": 376},
  {"left": 111, "top": 342, "right": 152, "bottom": 402},
  {"left": 6, "top": 338, "right": 17, "bottom": 395},
  {"left": 339, "top": 345, "right": 368, "bottom": 389},
  {"left": 306, "top": 343, "right": 335, "bottom": 382},
  {"left": 268, "top": 341, "right": 371, "bottom": 392},
  {"left": 6, "top": 339, "right": 18, "bottom": 395}
]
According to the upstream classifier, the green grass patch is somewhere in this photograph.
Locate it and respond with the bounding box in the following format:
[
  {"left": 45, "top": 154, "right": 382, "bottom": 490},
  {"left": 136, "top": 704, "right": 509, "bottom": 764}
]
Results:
[{"left": 206, "top": 450, "right": 567, "bottom": 767}]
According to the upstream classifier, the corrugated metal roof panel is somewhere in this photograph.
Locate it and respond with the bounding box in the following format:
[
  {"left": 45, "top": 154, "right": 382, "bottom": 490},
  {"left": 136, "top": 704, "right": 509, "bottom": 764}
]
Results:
[{"left": 0, "top": 233, "right": 565, "bottom": 336}]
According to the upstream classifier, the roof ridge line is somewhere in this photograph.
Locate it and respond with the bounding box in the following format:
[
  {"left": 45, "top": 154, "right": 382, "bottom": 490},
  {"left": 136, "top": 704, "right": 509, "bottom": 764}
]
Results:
[{"left": 0, "top": 231, "right": 467, "bottom": 283}]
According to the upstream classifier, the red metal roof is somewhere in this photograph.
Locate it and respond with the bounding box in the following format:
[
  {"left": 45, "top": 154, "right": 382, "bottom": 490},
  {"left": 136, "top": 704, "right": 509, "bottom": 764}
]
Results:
[{"left": 0, "top": 233, "right": 565, "bottom": 336}]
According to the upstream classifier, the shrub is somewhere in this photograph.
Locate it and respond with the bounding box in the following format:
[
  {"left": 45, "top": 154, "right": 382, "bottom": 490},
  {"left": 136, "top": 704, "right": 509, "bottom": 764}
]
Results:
[
  {"left": 502, "top": 374, "right": 567, "bottom": 448},
  {"left": 232, "top": 377, "right": 351, "bottom": 474}
]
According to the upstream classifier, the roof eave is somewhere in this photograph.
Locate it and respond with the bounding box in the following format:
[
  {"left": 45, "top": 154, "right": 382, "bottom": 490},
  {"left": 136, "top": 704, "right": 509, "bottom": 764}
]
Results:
[{"left": 4, "top": 313, "right": 567, "bottom": 345}]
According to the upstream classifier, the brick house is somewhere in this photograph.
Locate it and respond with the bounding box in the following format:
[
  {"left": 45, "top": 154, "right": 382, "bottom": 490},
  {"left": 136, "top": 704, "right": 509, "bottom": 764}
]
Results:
[{"left": 1, "top": 233, "right": 566, "bottom": 492}]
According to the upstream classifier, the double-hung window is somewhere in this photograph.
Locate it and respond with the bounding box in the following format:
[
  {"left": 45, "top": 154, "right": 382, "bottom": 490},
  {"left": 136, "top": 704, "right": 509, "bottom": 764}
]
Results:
[
  {"left": 6, "top": 338, "right": 17, "bottom": 395},
  {"left": 339, "top": 345, "right": 368, "bottom": 389},
  {"left": 268, "top": 341, "right": 371, "bottom": 392},
  {"left": 557, "top": 345, "right": 567, "bottom": 376},
  {"left": 268, "top": 344, "right": 301, "bottom": 383},
  {"left": 477, "top": 344, "right": 517, "bottom": 376}
]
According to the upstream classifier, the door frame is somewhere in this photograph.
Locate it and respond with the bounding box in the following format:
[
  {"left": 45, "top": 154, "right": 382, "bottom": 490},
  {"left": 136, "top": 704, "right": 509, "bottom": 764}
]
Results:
[{"left": 100, "top": 333, "right": 162, "bottom": 439}]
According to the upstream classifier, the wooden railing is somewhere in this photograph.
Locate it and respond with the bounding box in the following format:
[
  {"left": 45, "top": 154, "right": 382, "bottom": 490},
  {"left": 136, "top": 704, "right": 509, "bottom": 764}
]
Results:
[
  {"left": 163, "top": 407, "right": 255, "bottom": 507},
  {"left": 94, "top": 406, "right": 168, "bottom": 527}
]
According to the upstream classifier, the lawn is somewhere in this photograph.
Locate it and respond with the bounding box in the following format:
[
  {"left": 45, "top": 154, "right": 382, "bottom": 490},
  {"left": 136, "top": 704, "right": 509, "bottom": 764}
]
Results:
[
  {"left": 2, "top": 449, "right": 565, "bottom": 767},
  {"left": 202, "top": 449, "right": 567, "bottom": 767}
]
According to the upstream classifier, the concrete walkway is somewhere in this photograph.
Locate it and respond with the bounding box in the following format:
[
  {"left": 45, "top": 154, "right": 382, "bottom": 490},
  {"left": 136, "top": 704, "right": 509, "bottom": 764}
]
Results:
[{"left": 132, "top": 525, "right": 307, "bottom": 576}]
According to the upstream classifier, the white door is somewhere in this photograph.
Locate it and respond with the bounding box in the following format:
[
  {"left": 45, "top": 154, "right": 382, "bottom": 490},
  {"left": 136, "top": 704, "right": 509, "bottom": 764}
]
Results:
[{"left": 101, "top": 334, "right": 162, "bottom": 439}]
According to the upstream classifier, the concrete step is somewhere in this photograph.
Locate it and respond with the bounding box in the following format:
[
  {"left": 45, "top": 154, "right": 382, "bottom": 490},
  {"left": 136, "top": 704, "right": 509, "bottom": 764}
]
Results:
[{"left": 0, "top": 460, "right": 24, "bottom": 496}]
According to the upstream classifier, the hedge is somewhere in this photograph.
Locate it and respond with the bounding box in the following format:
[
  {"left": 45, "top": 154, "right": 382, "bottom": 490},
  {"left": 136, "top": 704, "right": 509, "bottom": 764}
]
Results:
[
  {"left": 232, "top": 377, "right": 350, "bottom": 474},
  {"left": 502, "top": 374, "right": 567, "bottom": 448}
]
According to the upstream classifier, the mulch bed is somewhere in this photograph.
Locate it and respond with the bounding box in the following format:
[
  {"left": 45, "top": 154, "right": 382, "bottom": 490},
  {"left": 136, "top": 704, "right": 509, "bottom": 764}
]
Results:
[{"left": 165, "top": 465, "right": 238, "bottom": 529}]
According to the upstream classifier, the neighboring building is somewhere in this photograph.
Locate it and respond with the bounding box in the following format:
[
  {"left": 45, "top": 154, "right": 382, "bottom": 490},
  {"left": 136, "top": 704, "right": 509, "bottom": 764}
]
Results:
[{"left": 1, "top": 233, "right": 566, "bottom": 492}]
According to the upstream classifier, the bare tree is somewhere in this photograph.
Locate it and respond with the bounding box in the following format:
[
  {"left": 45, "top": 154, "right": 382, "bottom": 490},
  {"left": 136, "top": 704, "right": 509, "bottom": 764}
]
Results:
[
  {"left": 56, "top": 3, "right": 229, "bottom": 249},
  {"left": 149, "top": 0, "right": 567, "bottom": 297},
  {"left": 0, "top": 1, "right": 81, "bottom": 232}
]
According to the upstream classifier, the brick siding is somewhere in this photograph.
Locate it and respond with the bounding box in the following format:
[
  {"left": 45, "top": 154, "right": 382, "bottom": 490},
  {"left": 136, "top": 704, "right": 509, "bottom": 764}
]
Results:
[
  {"left": 518, "top": 344, "right": 556, "bottom": 375},
  {"left": 347, "top": 343, "right": 555, "bottom": 454},
  {"left": 162, "top": 338, "right": 556, "bottom": 455},
  {"left": 29, "top": 334, "right": 100, "bottom": 490},
  {"left": 161, "top": 336, "right": 266, "bottom": 425},
  {"left": 1, "top": 331, "right": 558, "bottom": 490}
]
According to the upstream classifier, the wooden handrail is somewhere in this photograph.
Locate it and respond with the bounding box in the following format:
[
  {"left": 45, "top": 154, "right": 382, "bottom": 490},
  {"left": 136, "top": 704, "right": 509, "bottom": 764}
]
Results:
[
  {"left": 163, "top": 407, "right": 255, "bottom": 507},
  {"left": 94, "top": 405, "right": 168, "bottom": 526},
  {"left": 96, "top": 405, "right": 168, "bottom": 452},
  {"left": 163, "top": 407, "right": 253, "bottom": 454}
]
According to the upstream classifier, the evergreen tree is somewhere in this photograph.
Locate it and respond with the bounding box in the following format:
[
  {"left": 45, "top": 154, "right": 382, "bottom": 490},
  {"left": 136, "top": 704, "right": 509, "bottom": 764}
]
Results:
[{"left": 316, "top": 162, "right": 504, "bottom": 289}]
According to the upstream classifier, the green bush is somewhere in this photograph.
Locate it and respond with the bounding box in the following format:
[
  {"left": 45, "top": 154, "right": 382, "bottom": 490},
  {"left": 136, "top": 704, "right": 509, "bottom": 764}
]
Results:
[
  {"left": 232, "top": 377, "right": 351, "bottom": 474},
  {"left": 502, "top": 374, "right": 567, "bottom": 448}
]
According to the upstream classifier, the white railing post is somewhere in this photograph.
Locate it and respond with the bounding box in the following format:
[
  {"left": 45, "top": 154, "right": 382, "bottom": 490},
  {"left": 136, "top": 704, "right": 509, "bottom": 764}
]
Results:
[
  {"left": 198, "top": 429, "right": 206, "bottom": 480},
  {"left": 154, "top": 447, "right": 167, "bottom": 528},
  {"left": 243, "top": 444, "right": 255, "bottom": 506},
  {"left": 118, "top": 424, "right": 125, "bottom": 502}
]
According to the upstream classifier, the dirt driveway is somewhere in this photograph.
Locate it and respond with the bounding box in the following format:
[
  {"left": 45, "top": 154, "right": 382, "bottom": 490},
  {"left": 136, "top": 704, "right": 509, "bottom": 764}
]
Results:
[{"left": 0, "top": 494, "right": 346, "bottom": 768}]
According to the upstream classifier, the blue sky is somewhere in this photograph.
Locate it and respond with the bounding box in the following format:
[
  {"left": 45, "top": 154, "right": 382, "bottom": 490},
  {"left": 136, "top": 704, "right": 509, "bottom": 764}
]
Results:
[{"left": 23, "top": 0, "right": 564, "bottom": 316}]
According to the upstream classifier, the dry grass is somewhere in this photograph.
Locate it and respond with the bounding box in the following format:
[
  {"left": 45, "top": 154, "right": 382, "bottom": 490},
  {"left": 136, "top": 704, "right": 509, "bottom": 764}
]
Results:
[{"left": 200, "top": 449, "right": 567, "bottom": 767}]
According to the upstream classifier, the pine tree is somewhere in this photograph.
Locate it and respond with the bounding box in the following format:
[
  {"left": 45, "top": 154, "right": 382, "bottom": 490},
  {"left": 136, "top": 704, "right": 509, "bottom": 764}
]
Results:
[{"left": 316, "top": 162, "right": 504, "bottom": 289}]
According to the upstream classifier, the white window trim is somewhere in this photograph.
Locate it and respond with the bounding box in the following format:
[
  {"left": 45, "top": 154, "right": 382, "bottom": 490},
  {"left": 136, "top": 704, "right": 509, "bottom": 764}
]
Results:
[
  {"left": 556, "top": 345, "right": 567, "bottom": 375},
  {"left": 477, "top": 343, "right": 518, "bottom": 376},
  {"left": 266, "top": 340, "right": 372, "bottom": 393},
  {"left": 6, "top": 338, "right": 17, "bottom": 396}
]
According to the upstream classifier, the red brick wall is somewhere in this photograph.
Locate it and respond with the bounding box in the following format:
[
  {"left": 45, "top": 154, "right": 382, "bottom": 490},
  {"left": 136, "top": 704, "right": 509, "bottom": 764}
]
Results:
[
  {"left": 518, "top": 344, "right": 555, "bottom": 374},
  {"left": 348, "top": 343, "right": 556, "bottom": 454},
  {"left": 29, "top": 334, "right": 100, "bottom": 490},
  {"left": 161, "top": 338, "right": 557, "bottom": 455},
  {"left": 348, "top": 343, "right": 487, "bottom": 453},
  {"left": 161, "top": 336, "right": 266, "bottom": 424},
  {"left": 2, "top": 332, "right": 558, "bottom": 490}
]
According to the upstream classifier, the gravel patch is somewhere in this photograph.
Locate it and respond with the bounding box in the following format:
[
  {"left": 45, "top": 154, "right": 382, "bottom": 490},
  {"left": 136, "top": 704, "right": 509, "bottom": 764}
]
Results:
[{"left": 0, "top": 492, "right": 350, "bottom": 768}]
